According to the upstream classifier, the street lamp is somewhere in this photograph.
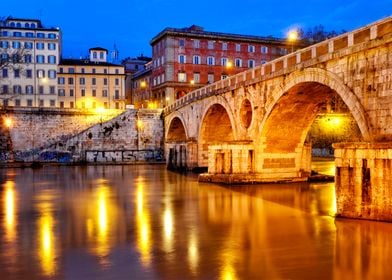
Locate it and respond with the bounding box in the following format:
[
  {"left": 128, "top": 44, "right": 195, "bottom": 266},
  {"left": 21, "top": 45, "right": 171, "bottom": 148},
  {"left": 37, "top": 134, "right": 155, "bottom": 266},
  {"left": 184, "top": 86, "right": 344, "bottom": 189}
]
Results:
[
  {"left": 96, "top": 107, "right": 105, "bottom": 125},
  {"left": 4, "top": 117, "right": 12, "bottom": 128},
  {"left": 288, "top": 29, "right": 298, "bottom": 53}
]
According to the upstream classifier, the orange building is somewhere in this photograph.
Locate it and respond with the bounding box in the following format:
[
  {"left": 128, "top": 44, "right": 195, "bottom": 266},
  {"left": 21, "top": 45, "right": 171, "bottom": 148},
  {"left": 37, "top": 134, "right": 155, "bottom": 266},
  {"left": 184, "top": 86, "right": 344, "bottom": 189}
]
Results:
[{"left": 57, "top": 47, "right": 125, "bottom": 109}]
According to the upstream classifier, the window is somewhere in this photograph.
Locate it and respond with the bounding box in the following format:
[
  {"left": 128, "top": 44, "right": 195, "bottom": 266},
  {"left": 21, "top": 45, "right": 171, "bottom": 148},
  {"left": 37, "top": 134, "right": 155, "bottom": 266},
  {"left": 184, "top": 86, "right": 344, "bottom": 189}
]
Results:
[
  {"left": 2, "top": 85, "right": 8, "bottom": 94},
  {"left": 178, "top": 55, "right": 186, "bottom": 64},
  {"left": 104, "top": 102, "right": 108, "bottom": 109},
  {"left": 12, "top": 54, "right": 20, "bottom": 63},
  {"left": 207, "top": 41, "right": 214, "bottom": 49},
  {"left": 36, "top": 42, "right": 45, "bottom": 50},
  {"left": 92, "top": 68, "right": 96, "bottom": 74},
  {"left": 26, "top": 32, "right": 34, "bottom": 38},
  {"left": 221, "top": 74, "right": 228, "bottom": 80},
  {"left": 248, "top": 60, "right": 255, "bottom": 68},
  {"left": 207, "top": 56, "right": 215, "bottom": 65},
  {"left": 92, "top": 89, "right": 96, "bottom": 97},
  {"left": 48, "top": 55, "right": 56, "bottom": 64},
  {"left": 27, "top": 99, "right": 33, "bottom": 107},
  {"left": 15, "top": 99, "right": 20, "bottom": 107},
  {"left": 102, "top": 90, "right": 108, "bottom": 97},
  {"left": 92, "top": 78, "right": 96, "bottom": 85},
  {"left": 70, "top": 89, "right": 74, "bottom": 96},
  {"left": 48, "top": 33, "right": 56, "bottom": 39},
  {"left": 235, "top": 58, "right": 242, "bottom": 67},
  {"left": 58, "top": 77, "right": 65, "bottom": 84},
  {"left": 24, "top": 54, "right": 32, "bottom": 63},
  {"left": 48, "top": 70, "right": 56, "bottom": 79},
  {"left": 93, "top": 51, "right": 97, "bottom": 59},
  {"left": 261, "top": 46, "right": 268, "bottom": 53},
  {"left": 13, "top": 32, "right": 22, "bottom": 37},
  {"left": 221, "top": 57, "right": 228, "bottom": 66},
  {"left": 13, "top": 85, "right": 22, "bottom": 94},
  {"left": 248, "top": 45, "right": 255, "bottom": 53},
  {"left": 208, "top": 73, "right": 214, "bottom": 83},
  {"left": 50, "top": 100, "right": 55, "bottom": 107},
  {"left": 37, "top": 69, "right": 45, "bottom": 78},
  {"left": 36, "top": 55, "right": 45, "bottom": 64},
  {"left": 103, "top": 78, "right": 107, "bottom": 85},
  {"left": 12, "top": 41, "right": 21, "bottom": 49},
  {"left": 179, "top": 39, "right": 185, "bottom": 47},
  {"left": 115, "top": 78, "right": 119, "bottom": 86},
  {"left": 68, "top": 77, "right": 74, "bottom": 85},
  {"left": 115, "top": 90, "right": 119, "bottom": 99},
  {"left": 81, "top": 89, "right": 85, "bottom": 96},
  {"left": 222, "top": 42, "right": 228, "bottom": 50},
  {"left": 59, "top": 101, "right": 64, "bottom": 108},
  {"left": 103, "top": 69, "right": 107, "bottom": 74},
  {"left": 99, "top": 52, "right": 104, "bottom": 59},
  {"left": 39, "top": 86, "right": 44, "bottom": 94},
  {"left": 14, "top": 69, "right": 20, "bottom": 78},
  {"left": 178, "top": 72, "right": 186, "bottom": 82},
  {"left": 81, "top": 68, "right": 85, "bottom": 73},
  {"left": 70, "top": 102, "right": 74, "bottom": 108},
  {"left": 50, "top": 86, "right": 55, "bottom": 94},
  {"left": 80, "top": 78, "right": 85, "bottom": 85},
  {"left": 2, "top": 69, "right": 8, "bottom": 78},
  {"left": 261, "top": 60, "right": 267, "bottom": 65},
  {"left": 193, "top": 39, "right": 200, "bottom": 48},
  {"left": 37, "top": 33, "right": 45, "bottom": 38},
  {"left": 58, "top": 89, "right": 65, "bottom": 96},
  {"left": 0, "top": 53, "right": 8, "bottom": 62},
  {"left": 193, "top": 73, "right": 200, "bottom": 83},
  {"left": 26, "top": 85, "right": 33, "bottom": 94},
  {"left": 235, "top": 44, "right": 241, "bottom": 52},
  {"left": 48, "top": 43, "right": 56, "bottom": 50},
  {"left": 68, "top": 68, "right": 75, "bottom": 73},
  {"left": 25, "top": 42, "right": 33, "bottom": 49},
  {"left": 0, "top": 41, "right": 9, "bottom": 48},
  {"left": 26, "top": 69, "right": 32, "bottom": 78},
  {"left": 193, "top": 55, "right": 201, "bottom": 65},
  {"left": 115, "top": 69, "right": 119, "bottom": 74}
]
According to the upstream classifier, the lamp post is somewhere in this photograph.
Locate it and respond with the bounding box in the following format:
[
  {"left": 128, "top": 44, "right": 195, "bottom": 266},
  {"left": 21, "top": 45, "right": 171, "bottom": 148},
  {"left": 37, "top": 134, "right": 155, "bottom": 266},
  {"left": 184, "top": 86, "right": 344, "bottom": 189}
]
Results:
[{"left": 288, "top": 29, "right": 298, "bottom": 53}]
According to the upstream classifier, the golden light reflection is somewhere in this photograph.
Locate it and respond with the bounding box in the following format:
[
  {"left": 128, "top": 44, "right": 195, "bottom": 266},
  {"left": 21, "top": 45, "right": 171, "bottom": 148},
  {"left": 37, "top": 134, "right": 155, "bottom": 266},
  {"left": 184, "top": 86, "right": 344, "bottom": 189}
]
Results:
[
  {"left": 4, "top": 181, "right": 16, "bottom": 242},
  {"left": 188, "top": 232, "right": 199, "bottom": 274},
  {"left": 219, "top": 245, "right": 238, "bottom": 280},
  {"left": 95, "top": 186, "right": 110, "bottom": 259},
  {"left": 135, "top": 181, "right": 152, "bottom": 267},
  {"left": 163, "top": 207, "right": 174, "bottom": 253},
  {"left": 37, "top": 201, "right": 56, "bottom": 276}
]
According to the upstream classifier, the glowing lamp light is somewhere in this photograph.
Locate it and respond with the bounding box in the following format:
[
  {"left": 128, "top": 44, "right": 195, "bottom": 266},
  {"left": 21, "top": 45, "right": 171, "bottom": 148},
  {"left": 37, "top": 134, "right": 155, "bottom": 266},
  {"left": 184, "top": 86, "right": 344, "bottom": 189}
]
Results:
[
  {"left": 4, "top": 118, "right": 12, "bottom": 128},
  {"left": 96, "top": 107, "right": 105, "bottom": 115},
  {"left": 226, "top": 61, "right": 233, "bottom": 68},
  {"left": 137, "top": 119, "right": 143, "bottom": 129},
  {"left": 288, "top": 29, "right": 298, "bottom": 42},
  {"left": 140, "top": 81, "right": 147, "bottom": 88},
  {"left": 190, "top": 80, "right": 195, "bottom": 85}
]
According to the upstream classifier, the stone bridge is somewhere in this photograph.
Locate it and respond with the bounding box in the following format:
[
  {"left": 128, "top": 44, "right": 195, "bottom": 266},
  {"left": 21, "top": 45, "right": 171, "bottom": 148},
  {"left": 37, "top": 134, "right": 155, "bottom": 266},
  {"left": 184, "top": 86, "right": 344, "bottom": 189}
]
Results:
[{"left": 163, "top": 17, "right": 392, "bottom": 221}]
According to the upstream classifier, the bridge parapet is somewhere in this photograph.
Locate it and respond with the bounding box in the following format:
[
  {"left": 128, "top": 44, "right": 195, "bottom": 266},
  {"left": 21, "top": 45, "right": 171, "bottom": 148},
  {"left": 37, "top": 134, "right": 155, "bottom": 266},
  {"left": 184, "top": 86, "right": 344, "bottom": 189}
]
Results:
[{"left": 164, "top": 16, "right": 392, "bottom": 116}]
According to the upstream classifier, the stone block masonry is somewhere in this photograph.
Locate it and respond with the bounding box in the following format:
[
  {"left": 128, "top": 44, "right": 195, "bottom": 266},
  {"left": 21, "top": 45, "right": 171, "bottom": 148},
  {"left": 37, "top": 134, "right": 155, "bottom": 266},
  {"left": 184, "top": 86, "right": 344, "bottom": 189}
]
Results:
[
  {"left": 334, "top": 142, "right": 392, "bottom": 222},
  {"left": 0, "top": 108, "right": 164, "bottom": 164}
]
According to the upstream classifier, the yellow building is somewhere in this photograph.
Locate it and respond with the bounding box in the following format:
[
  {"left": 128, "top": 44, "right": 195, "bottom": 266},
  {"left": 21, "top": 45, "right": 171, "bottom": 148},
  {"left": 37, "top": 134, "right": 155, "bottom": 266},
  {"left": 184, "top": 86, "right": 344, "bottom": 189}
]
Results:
[{"left": 57, "top": 47, "right": 125, "bottom": 109}]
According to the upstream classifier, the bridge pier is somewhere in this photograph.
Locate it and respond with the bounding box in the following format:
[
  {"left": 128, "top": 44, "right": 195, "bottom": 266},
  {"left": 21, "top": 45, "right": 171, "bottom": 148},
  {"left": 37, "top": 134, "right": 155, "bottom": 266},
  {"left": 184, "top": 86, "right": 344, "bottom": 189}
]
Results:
[
  {"left": 334, "top": 142, "right": 392, "bottom": 222},
  {"left": 166, "top": 140, "right": 198, "bottom": 171},
  {"left": 199, "top": 142, "right": 312, "bottom": 183}
]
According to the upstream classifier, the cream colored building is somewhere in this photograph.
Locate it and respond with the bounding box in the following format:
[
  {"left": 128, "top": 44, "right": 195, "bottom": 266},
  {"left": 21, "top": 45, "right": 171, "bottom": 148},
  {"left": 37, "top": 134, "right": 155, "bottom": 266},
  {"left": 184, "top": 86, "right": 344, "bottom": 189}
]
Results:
[
  {"left": 57, "top": 47, "right": 126, "bottom": 109},
  {"left": 0, "top": 16, "right": 61, "bottom": 108}
]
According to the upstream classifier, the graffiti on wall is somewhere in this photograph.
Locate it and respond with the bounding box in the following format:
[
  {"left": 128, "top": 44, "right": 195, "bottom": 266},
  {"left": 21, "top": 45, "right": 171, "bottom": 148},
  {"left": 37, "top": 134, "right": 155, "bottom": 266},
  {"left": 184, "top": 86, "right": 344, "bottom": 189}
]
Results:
[{"left": 85, "top": 149, "right": 164, "bottom": 163}]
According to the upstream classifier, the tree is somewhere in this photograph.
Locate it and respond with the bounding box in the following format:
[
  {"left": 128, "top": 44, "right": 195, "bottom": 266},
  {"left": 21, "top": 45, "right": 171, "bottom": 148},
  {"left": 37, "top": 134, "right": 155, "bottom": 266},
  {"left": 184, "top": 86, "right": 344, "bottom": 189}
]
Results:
[
  {"left": 0, "top": 45, "right": 30, "bottom": 107},
  {"left": 299, "top": 25, "right": 347, "bottom": 44}
]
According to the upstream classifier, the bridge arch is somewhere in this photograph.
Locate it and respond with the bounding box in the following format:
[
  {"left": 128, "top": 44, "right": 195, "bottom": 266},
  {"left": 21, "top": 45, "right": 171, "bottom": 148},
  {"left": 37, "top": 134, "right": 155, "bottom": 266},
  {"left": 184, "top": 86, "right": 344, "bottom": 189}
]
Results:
[
  {"left": 166, "top": 114, "right": 188, "bottom": 141},
  {"left": 262, "top": 68, "right": 372, "bottom": 141},
  {"left": 198, "top": 97, "right": 237, "bottom": 167}
]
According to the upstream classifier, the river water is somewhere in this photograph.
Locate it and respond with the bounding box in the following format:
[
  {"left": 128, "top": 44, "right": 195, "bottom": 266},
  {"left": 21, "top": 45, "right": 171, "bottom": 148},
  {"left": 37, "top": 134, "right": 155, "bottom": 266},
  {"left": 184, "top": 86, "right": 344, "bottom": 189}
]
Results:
[{"left": 1, "top": 163, "right": 392, "bottom": 280}]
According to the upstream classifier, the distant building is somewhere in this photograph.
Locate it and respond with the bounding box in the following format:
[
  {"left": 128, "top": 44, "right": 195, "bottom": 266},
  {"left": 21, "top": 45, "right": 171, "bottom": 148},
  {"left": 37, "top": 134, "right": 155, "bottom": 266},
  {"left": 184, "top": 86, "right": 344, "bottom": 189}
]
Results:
[
  {"left": 57, "top": 47, "right": 125, "bottom": 109},
  {"left": 149, "top": 25, "right": 294, "bottom": 107},
  {"left": 121, "top": 55, "right": 151, "bottom": 105},
  {"left": 0, "top": 16, "right": 62, "bottom": 108},
  {"left": 130, "top": 61, "right": 152, "bottom": 108}
]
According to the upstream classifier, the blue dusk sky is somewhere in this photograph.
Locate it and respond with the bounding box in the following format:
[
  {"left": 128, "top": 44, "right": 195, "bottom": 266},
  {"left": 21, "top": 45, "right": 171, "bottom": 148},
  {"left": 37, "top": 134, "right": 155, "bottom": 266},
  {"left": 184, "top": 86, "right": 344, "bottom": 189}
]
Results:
[{"left": 2, "top": 0, "right": 391, "bottom": 59}]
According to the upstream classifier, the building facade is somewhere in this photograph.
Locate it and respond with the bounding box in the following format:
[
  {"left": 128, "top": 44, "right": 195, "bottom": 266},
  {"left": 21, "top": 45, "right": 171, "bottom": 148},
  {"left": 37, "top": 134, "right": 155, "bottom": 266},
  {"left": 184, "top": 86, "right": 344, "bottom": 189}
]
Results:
[
  {"left": 149, "top": 25, "right": 294, "bottom": 107},
  {"left": 130, "top": 61, "right": 153, "bottom": 108},
  {"left": 57, "top": 47, "right": 126, "bottom": 110},
  {"left": 122, "top": 55, "right": 151, "bottom": 105},
  {"left": 0, "top": 16, "right": 62, "bottom": 108}
]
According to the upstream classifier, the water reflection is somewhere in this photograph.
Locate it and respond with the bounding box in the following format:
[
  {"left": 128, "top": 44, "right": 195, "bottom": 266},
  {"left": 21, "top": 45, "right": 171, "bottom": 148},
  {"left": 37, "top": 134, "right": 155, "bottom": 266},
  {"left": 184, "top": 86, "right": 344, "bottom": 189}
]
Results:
[
  {"left": 135, "top": 179, "right": 152, "bottom": 267},
  {"left": 0, "top": 164, "right": 392, "bottom": 279},
  {"left": 36, "top": 193, "right": 57, "bottom": 276}
]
